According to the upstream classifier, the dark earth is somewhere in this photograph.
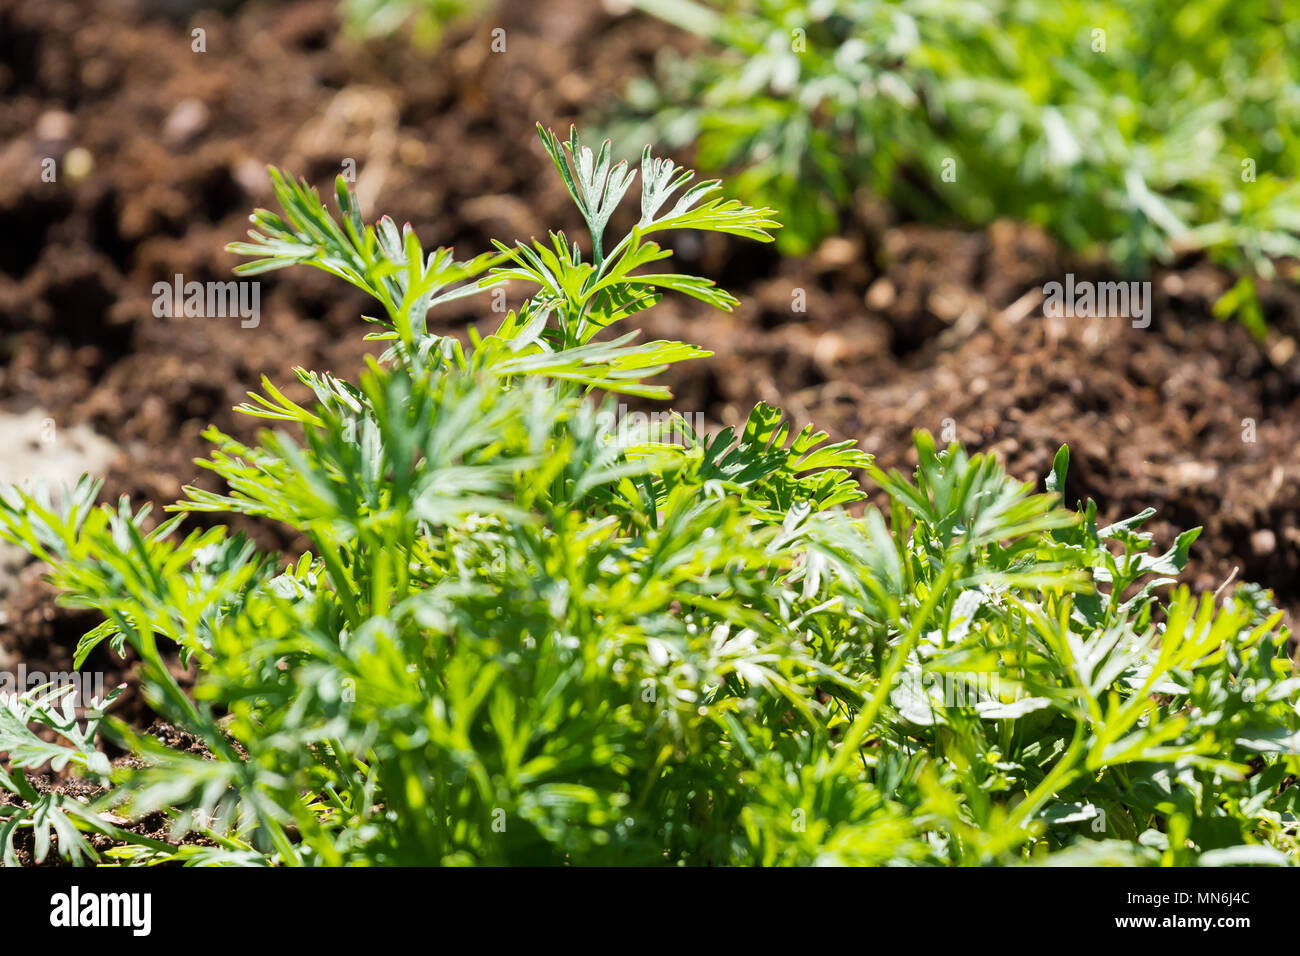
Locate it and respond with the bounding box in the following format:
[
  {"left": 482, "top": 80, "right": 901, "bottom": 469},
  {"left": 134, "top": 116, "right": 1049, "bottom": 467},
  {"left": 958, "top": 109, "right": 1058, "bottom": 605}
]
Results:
[{"left": 1, "top": 0, "right": 1299, "bottom": 856}]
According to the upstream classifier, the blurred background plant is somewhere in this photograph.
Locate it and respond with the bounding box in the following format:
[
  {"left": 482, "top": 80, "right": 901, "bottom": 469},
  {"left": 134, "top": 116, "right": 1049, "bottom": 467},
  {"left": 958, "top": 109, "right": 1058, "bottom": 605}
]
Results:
[
  {"left": 339, "top": 0, "right": 490, "bottom": 45},
  {"left": 597, "top": 0, "right": 1300, "bottom": 337}
]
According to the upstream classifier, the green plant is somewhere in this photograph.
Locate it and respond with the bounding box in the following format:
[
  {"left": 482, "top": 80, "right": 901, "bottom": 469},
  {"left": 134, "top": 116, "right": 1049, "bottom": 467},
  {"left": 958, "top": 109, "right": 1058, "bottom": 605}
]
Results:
[
  {"left": 0, "top": 126, "right": 1295, "bottom": 866},
  {"left": 339, "top": 0, "right": 489, "bottom": 45},
  {"left": 608, "top": 0, "right": 1300, "bottom": 335}
]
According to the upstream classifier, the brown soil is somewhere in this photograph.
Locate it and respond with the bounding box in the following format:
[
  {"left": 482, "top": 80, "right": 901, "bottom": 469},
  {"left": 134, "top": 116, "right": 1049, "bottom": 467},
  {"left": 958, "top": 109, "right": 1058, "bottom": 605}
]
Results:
[{"left": 1, "top": 0, "right": 1298, "bottom": 755}]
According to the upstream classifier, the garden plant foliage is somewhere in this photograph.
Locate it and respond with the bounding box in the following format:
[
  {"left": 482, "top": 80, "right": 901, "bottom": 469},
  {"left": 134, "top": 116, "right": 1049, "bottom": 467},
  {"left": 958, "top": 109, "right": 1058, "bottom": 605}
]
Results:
[
  {"left": 0, "top": 127, "right": 1297, "bottom": 866},
  {"left": 610, "top": 0, "right": 1300, "bottom": 335},
  {"left": 340, "top": 0, "right": 488, "bottom": 45}
]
